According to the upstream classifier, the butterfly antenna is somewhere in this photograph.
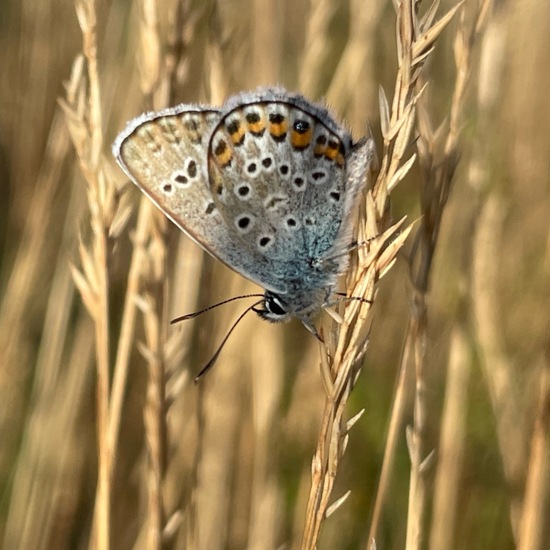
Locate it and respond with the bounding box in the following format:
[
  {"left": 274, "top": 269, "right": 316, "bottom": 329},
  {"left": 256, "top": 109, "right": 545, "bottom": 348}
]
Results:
[
  {"left": 324, "top": 238, "right": 375, "bottom": 262},
  {"left": 171, "top": 293, "right": 264, "bottom": 323},
  {"left": 331, "top": 292, "right": 373, "bottom": 306},
  {"left": 194, "top": 299, "right": 264, "bottom": 383}
]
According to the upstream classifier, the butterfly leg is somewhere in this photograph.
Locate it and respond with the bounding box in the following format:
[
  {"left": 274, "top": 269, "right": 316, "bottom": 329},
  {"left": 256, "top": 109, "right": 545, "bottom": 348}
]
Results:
[{"left": 301, "top": 318, "right": 324, "bottom": 343}]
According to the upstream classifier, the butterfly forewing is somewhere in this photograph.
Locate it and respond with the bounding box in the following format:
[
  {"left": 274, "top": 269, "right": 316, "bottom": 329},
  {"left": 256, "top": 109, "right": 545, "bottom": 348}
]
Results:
[{"left": 113, "top": 105, "right": 288, "bottom": 294}]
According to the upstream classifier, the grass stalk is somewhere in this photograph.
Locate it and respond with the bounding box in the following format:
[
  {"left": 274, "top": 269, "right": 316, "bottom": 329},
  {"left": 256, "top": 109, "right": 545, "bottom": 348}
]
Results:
[
  {"left": 73, "top": 0, "right": 111, "bottom": 545},
  {"left": 403, "top": 2, "right": 490, "bottom": 548},
  {"left": 428, "top": 326, "right": 471, "bottom": 549},
  {"left": 63, "top": 0, "right": 124, "bottom": 546},
  {"left": 299, "top": 1, "right": 461, "bottom": 543},
  {"left": 517, "top": 365, "right": 550, "bottom": 550},
  {"left": 367, "top": 323, "right": 413, "bottom": 545},
  {"left": 299, "top": 0, "right": 336, "bottom": 97},
  {"left": 471, "top": 193, "right": 527, "bottom": 536}
]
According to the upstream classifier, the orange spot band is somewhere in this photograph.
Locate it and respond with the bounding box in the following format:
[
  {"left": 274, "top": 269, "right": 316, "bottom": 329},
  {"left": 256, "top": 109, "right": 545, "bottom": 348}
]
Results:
[
  {"left": 270, "top": 120, "right": 288, "bottom": 138},
  {"left": 291, "top": 128, "right": 313, "bottom": 149}
]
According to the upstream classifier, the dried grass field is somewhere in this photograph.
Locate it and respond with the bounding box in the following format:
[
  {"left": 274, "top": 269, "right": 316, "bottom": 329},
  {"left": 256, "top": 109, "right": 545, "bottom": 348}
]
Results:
[{"left": 1, "top": 0, "right": 549, "bottom": 549}]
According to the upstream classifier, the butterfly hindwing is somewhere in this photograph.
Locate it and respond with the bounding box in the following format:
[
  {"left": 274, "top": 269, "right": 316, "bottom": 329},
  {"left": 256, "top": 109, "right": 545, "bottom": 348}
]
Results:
[{"left": 206, "top": 89, "right": 353, "bottom": 285}]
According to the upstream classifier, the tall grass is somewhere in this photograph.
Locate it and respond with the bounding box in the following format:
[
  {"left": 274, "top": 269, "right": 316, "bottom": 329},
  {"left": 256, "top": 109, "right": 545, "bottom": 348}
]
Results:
[{"left": 1, "top": 0, "right": 549, "bottom": 549}]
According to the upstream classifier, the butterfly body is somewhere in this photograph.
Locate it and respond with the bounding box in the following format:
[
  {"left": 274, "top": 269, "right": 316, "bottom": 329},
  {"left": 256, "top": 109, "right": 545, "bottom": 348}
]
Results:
[{"left": 113, "top": 88, "right": 375, "bottom": 330}]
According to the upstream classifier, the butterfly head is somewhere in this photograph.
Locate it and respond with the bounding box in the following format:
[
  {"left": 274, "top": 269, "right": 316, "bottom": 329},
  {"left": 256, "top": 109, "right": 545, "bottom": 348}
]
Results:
[
  {"left": 252, "top": 289, "right": 326, "bottom": 342},
  {"left": 253, "top": 291, "right": 292, "bottom": 323}
]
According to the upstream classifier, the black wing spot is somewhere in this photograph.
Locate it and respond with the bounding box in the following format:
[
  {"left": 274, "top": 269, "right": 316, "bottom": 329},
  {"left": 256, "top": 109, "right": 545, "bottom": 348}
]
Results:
[
  {"left": 226, "top": 120, "right": 240, "bottom": 134},
  {"left": 259, "top": 236, "right": 272, "bottom": 248},
  {"left": 187, "top": 160, "right": 197, "bottom": 178},
  {"left": 293, "top": 176, "right": 305, "bottom": 188},
  {"left": 311, "top": 171, "right": 325, "bottom": 181},
  {"left": 246, "top": 112, "right": 261, "bottom": 124},
  {"left": 269, "top": 113, "right": 284, "bottom": 124},
  {"left": 238, "top": 216, "right": 250, "bottom": 229},
  {"left": 294, "top": 120, "right": 310, "bottom": 133},
  {"left": 214, "top": 140, "right": 227, "bottom": 156},
  {"left": 174, "top": 174, "right": 189, "bottom": 185},
  {"left": 237, "top": 185, "right": 250, "bottom": 197},
  {"left": 236, "top": 214, "right": 254, "bottom": 233}
]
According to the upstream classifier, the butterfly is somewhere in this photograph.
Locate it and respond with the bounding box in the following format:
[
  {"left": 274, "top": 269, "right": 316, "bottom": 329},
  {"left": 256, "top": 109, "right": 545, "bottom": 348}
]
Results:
[{"left": 113, "top": 87, "right": 375, "bottom": 338}]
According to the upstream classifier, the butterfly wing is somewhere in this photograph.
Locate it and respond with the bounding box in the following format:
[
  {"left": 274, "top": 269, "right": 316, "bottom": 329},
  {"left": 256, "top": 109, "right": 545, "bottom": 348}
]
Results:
[
  {"left": 113, "top": 89, "right": 375, "bottom": 311},
  {"left": 206, "top": 89, "right": 355, "bottom": 288},
  {"left": 113, "top": 104, "right": 288, "bottom": 294},
  {"left": 326, "top": 136, "right": 377, "bottom": 267}
]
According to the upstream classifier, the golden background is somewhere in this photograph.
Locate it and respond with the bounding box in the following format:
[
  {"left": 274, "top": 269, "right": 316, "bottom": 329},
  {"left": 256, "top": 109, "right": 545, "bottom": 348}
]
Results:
[{"left": 0, "top": 0, "right": 548, "bottom": 548}]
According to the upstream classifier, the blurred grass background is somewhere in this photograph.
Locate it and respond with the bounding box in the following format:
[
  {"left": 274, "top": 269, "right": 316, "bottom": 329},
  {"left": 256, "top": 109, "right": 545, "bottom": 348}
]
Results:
[{"left": 1, "top": 0, "right": 549, "bottom": 549}]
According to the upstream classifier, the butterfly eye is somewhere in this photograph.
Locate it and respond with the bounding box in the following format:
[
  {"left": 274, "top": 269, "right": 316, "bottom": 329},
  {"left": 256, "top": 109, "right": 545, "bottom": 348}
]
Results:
[
  {"left": 266, "top": 296, "right": 286, "bottom": 316},
  {"left": 254, "top": 292, "right": 290, "bottom": 323}
]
